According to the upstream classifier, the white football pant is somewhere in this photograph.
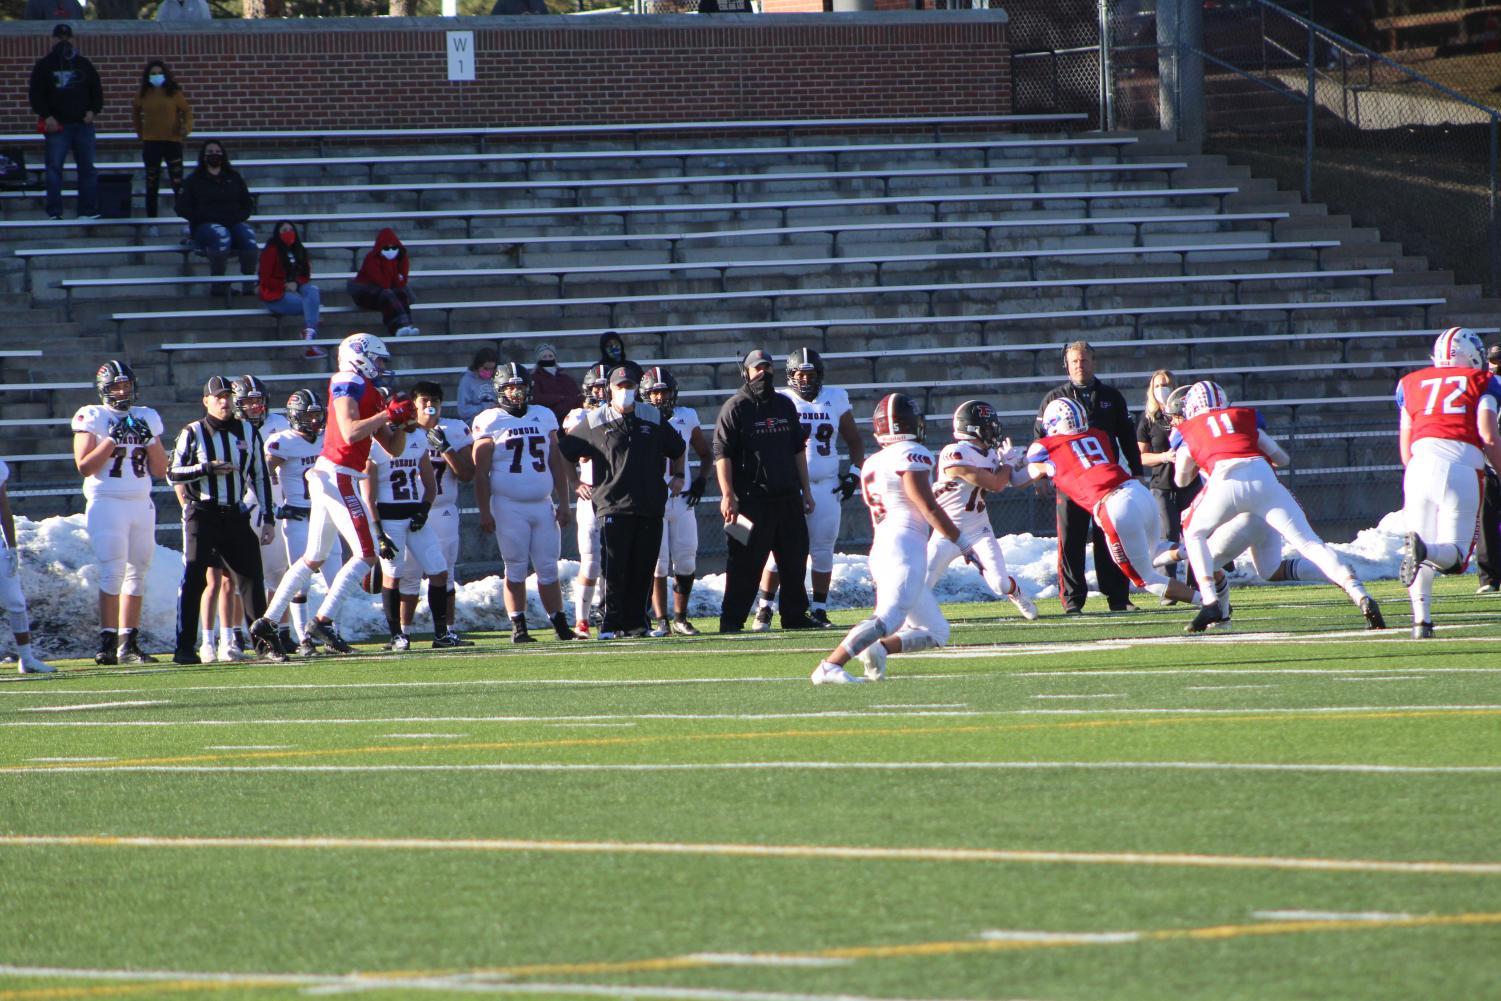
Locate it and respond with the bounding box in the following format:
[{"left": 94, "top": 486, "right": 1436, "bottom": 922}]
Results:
[
  {"left": 380, "top": 518, "right": 448, "bottom": 596},
  {"left": 1403, "top": 452, "right": 1483, "bottom": 622},
  {"left": 656, "top": 494, "right": 698, "bottom": 578},
  {"left": 86, "top": 496, "right": 154, "bottom": 597},
  {"left": 871, "top": 529, "right": 948, "bottom": 651},
  {"left": 926, "top": 532, "right": 1012, "bottom": 597},
  {"left": 493, "top": 496, "right": 561, "bottom": 586},
  {"left": 575, "top": 501, "right": 600, "bottom": 579},
  {"left": 1092, "top": 480, "right": 1175, "bottom": 597}
]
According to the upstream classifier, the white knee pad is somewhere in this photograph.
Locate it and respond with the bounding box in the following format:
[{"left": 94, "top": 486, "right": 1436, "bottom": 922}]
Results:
[
  {"left": 534, "top": 563, "right": 559, "bottom": 587},
  {"left": 96, "top": 556, "right": 127, "bottom": 597},
  {"left": 121, "top": 565, "right": 147, "bottom": 597}
]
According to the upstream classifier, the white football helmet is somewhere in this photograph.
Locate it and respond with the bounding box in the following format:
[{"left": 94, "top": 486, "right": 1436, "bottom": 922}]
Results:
[
  {"left": 1181, "top": 381, "right": 1229, "bottom": 420},
  {"left": 337, "top": 332, "right": 392, "bottom": 382},
  {"left": 1041, "top": 397, "right": 1088, "bottom": 436},
  {"left": 1432, "top": 326, "right": 1485, "bottom": 369}
]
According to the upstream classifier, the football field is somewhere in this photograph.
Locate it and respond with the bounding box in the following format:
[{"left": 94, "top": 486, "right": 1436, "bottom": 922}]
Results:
[{"left": 2, "top": 577, "right": 1499, "bottom": 1001}]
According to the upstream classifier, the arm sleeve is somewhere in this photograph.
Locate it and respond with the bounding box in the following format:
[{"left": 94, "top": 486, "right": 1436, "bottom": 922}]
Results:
[
  {"left": 557, "top": 426, "right": 594, "bottom": 464},
  {"left": 1113, "top": 393, "right": 1144, "bottom": 475},
  {"left": 167, "top": 426, "right": 205, "bottom": 484},
  {"left": 87, "top": 62, "right": 103, "bottom": 116},
  {"left": 179, "top": 93, "right": 194, "bottom": 137},
  {"left": 662, "top": 423, "right": 687, "bottom": 460},
  {"left": 712, "top": 400, "right": 738, "bottom": 462},
  {"left": 1256, "top": 429, "right": 1290, "bottom": 467},
  {"left": 235, "top": 176, "right": 254, "bottom": 223},
  {"left": 1032, "top": 389, "right": 1055, "bottom": 440},
  {"left": 176, "top": 177, "right": 196, "bottom": 224},
  {"left": 1172, "top": 447, "right": 1199, "bottom": 489}
]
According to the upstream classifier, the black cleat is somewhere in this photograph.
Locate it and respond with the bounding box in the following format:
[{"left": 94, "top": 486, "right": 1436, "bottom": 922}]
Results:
[
  {"left": 1399, "top": 532, "right": 1427, "bottom": 587},
  {"left": 551, "top": 611, "right": 576, "bottom": 641},
  {"left": 1412, "top": 620, "right": 1434, "bottom": 639},
  {"left": 171, "top": 650, "right": 201, "bottom": 665},
  {"left": 781, "top": 614, "right": 825, "bottom": 631},
  {"left": 1185, "top": 603, "right": 1228, "bottom": 634},
  {"left": 1360, "top": 596, "right": 1386, "bottom": 630},
  {"left": 511, "top": 628, "right": 536, "bottom": 644},
  {"left": 432, "top": 632, "right": 464, "bottom": 649},
  {"left": 809, "top": 609, "right": 835, "bottom": 628},
  {"left": 118, "top": 642, "right": 157, "bottom": 665},
  {"left": 307, "top": 618, "right": 353, "bottom": 654},
  {"left": 256, "top": 638, "right": 289, "bottom": 663},
  {"left": 296, "top": 637, "right": 319, "bottom": 657}
]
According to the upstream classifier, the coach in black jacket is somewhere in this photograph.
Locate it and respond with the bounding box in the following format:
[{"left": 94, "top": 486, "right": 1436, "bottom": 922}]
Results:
[
  {"left": 714, "top": 349, "right": 821, "bottom": 632},
  {"left": 1034, "top": 340, "right": 1144, "bottom": 613}
]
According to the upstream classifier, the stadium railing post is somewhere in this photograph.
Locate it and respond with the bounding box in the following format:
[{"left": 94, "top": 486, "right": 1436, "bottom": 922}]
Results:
[{"left": 1302, "top": 24, "right": 1315, "bottom": 204}]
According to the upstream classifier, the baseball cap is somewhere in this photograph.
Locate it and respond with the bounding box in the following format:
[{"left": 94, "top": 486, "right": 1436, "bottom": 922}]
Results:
[
  {"left": 52, "top": 23, "right": 73, "bottom": 38},
  {"left": 743, "top": 349, "right": 773, "bottom": 370},
  {"left": 608, "top": 366, "right": 636, "bottom": 387},
  {"left": 203, "top": 375, "right": 232, "bottom": 396}
]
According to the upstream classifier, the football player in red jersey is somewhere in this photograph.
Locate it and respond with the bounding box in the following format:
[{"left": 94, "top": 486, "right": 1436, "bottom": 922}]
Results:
[
  {"left": 1395, "top": 327, "right": 1501, "bottom": 637},
  {"left": 252, "top": 333, "right": 413, "bottom": 653},
  {"left": 1173, "top": 381, "right": 1384, "bottom": 633},
  {"left": 1025, "top": 398, "right": 1198, "bottom": 608}
]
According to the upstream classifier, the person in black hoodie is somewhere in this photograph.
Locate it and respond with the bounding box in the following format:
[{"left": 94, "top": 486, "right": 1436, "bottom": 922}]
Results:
[
  {"left": 28, "top": 24, "right": 102, "bottom": 221},
  {"left": 177, "top": 139, "right": 258, "bottom": 288},
  {"left": 596, "top": 330, "right": 642, "bottom": 384}
]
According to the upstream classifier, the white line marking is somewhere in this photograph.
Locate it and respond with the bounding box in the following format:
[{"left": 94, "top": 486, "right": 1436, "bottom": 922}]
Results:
[
  {"left": 7, "top": 760, "right": 1497, "bottom": 776},
  {"left": 1335, "top": 676, "right": 1423, "bottom": 682},
  {"left": 979, "top": 930, "right": 1142, "bottom": 944},
  {"left": 1251, "top": 910, "right": 1414, "bottom": 922},
  {"left": 381, "top": 733, "right": 467, "bottom": 739},
  {"left": 545, "top": 722, "right": 638, "bottom": 728},
  {"left": 1030, "top": 694, "right": 1126, "bottom": 700},
  {"left": 4, "top": 833, "right": 1496, "bottom": 875},
  {"left": 686, "top": 953, "right": 853, "bottom": 968},
  {"left": 204, "top": 745, "right": 294, "bottom": 751},
  {"left": 1185, "top": 685, "right": 1279, "bottom": 691},
  {"left": 25, "top": 756, "right": 117, "bottom": 763},
  {"left": 17, "top": 700, "right": 170, "bottom": 712}
]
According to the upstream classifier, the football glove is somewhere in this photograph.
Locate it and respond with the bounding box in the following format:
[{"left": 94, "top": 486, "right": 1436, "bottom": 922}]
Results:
[
  {"left": 835, "top": 471, "right": 861, "bottom": 502},
  {"left": 377, "top": 532, "right": 398, "bottom": 561},
  {"left": 425, "top": 423, "right": 451, "bottom": 453},
  {"left": 105, "top": 417, "right": 128, "bottom": 442},
  {"left": 683, "top": 477, "right": 706, "bottom": 507},
  {"left": 385, "top": 393, "right": 416, "bottom": 428},
  {"left": 998, "top": 437, "right": 1026, "bottom": 470},
  {"left": 127, "top": 414, "right": 156, "bottom": 444},
  {"left": 409, "top": 502, "right": 431, "bottom": 533}
]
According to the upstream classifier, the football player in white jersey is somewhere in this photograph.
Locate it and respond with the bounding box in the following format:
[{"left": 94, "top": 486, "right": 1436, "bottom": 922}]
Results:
[
  {"left": 813, "top": 394, "right": 985, "bottom": 685},
  {"left": 925, "top": 401, "right": 1039, "bottom": 620},
  {"left": 265, "top": 389, "right": 338, "bottom": 656},
  {"left": 71, "top": 360, "right": 169, "bottom": 666},
  {"left": 640, "top": 367, "right": 712, "bottom": 637},
  {"left": 411, "top": 381, "right": 474, "bottom": 647},
  {"left": 1, "top": 459, "right": 53, "bottom": 674},
  {"left": 755, "top": 347, "right": 864, "bottom": 630},
  {"left": 363, "top": 418, "right": 447, "bottom": 650},
  {"left": 563, "top": 364, "right": 609, "bottom": 636},
  {"left": 473, "top": 363, "right": 576, "bottom": 643}
]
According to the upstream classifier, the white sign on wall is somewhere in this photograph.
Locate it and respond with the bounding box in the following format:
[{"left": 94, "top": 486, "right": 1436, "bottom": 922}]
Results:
[{"left": 447, "top": 31, "right": 476, "bottom": 82}]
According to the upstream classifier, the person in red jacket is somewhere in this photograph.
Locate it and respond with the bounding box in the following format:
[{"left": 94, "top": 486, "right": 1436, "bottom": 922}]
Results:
[
  {"left": 258, "top": 220, "right": 323, "bottom": 359},
  {"left": 347, "top": 227, "right": 418, "bottom": 338},
  {"left": 529, "top": 343, "right": 580, "bottom": 424}
]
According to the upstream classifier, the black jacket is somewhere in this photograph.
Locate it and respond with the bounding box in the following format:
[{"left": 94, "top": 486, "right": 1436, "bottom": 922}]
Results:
[
  {"left": 1034, "top": 377, "right": 1143, "bottom": 477},
  {"left": 29, "top": 44, "right": 103, "bottom": 125},
  {"left": 177, "top": 168, "right": 255, "bottom": 230},
  {"left": 712, "top": 381, "right": 809, "bottom": 500},
  {"left": 559, "top": 403, "right": 685, "bottom": 518}
]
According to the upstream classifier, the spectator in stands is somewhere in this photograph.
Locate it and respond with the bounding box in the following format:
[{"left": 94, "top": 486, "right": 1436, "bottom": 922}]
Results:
[
  {"left": 178, "top": 139, "right": 258, "bottom": 291},
  {"left": 23, "top": 0, "right": 82, "bottom": 20},
  {"left": 347, "top": 227, "right": 418, "bottom": 338},
  {"left": 132, "top": 60, "right": 193, "bottom": 230},
  {"left": 155, "top": 0, "right": 213, "bottom": 20},
  {"left": 457, "top": 348, "right": 499, "bottom": 424},
  {"left": 28, "top": 24, "right": 101, "bottom": 221},
  {"left": 1136, "top": 368, "right": 1197, "bottom": 603},
  {"left": 1476, "top": 343, "right": 1501, "bottom": 594},
  {"left": 1033, "top": 340, "right": 1142, "bottom": 614},
  {"left": 530, "top": 343, "right": 580, "bottom": 424},
  {"left": 258, "top": 221, "right": 324, "bottom": 360},
  {"left": 597, "top": 330, "right": 642, "bottom": 383}
]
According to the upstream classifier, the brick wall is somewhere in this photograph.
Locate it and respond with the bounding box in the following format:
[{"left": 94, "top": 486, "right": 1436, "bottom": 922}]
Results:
[{"left": 0, "top": 12, "right": 1010, "bottom": 135}]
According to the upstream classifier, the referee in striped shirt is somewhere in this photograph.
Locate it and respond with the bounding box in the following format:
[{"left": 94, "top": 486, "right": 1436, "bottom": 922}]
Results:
[{"left": 168, "top": 376, "right": 283, "bottom": 664}]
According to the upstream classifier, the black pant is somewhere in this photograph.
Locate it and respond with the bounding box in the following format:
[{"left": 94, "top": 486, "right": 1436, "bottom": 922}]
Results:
[
  {"left": 600, "top": 512, "right": 663, "bottom": 635},
  {"left": 141, "top": 140, "right": 183, "bottom": 218},
  {"left": 175, "top": 504, "right": 268, "bottom": 654},
  {"left": 720, "top": 494, "right": 810, "bottom": 628},
  {"left": 1477, "top": 469, "right": 1501, "bottom": 588},
  {"left": 1151, "top": 481, "right": 1200, "bottom": 580},
  {"left": 1056, "top": 493, "right": 1128, "bottom": 611}
]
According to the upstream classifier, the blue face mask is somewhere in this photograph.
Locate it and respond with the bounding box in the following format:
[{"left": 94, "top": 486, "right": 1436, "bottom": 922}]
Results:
[
  {"left": 58, "top": 43, "right": 75, "bottom": 58},
  {"left": 149, "top": 73, "right": 166, "bottom": 87}
]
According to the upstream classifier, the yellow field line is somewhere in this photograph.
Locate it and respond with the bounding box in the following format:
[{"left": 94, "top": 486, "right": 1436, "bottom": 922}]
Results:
[
  {"left": 10, "top": 708, "right": 1499, "bottom": 773},
  {"left": 0, "top": 979, "right": 284, "bottom": 1000},
  {"left": 5, "top": 833, "right": 1501, "bottom": 875}
]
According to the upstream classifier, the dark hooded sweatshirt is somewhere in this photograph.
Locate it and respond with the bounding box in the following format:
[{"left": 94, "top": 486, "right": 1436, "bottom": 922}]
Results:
[
  {"left": 353, "top": 227, "right": 410, "bottom": 291},
  {"left": 177, "top": 147, "right": 254, "bottom": 230},
  {"left": 29, "top": 42, "right": 103, "bottom": 125}
]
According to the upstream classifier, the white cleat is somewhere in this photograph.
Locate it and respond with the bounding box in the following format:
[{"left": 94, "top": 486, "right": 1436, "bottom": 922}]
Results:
[
  {"left": 18, "top": 654, "right": 55, "bottom": 675},
  {"left": 811, "top": 661, "right": 862, "bottom": 685},
  {"left": 857, "top": 642, "right": 887, "bottom": 682},
  {"left": 197, "top": 642, "right": 216, "bottom": 665},
  {"left": 216, "top": 642, "right": 249, "bottom": 663},
  {"left": 1007, "top": 588, "right": 1039, "bottom": 621}
]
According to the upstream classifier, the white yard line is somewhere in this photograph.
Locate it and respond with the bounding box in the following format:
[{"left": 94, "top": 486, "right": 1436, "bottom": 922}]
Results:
[
  {"left": 1030, "top": 694, "right": 1126, "bottom": 700},
  {"left": 1335, "top": 676, "right": 1423, "bottom": 682},
  {"left": 546, "top": 722, "right": 639, "bottom": 728},
  {"left": 870, "top": 704, "right": 968, "bottom": 709},
  {"left": 1251, "top": 910, "right": 1413, "bottom": 922},
  {"left": 17, "top": 700, "right": 170, "bottom": 712},
  {"left": 6, "top": 760, "right": 1497, "bottom": 776},
  {"left": 3, "top": 832, "right": 1496, "bottom": 875},
  {"left": 1185, "top": 685, "right": 1279, "bottom": 691},
  {"left": 979, "top": 930, "right": 1142, "bottom": 944}
]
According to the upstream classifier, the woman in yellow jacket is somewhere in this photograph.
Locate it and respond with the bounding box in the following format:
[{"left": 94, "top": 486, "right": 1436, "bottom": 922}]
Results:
[{"left": 131, "top": 60, "right": 193, "bottom": 229}]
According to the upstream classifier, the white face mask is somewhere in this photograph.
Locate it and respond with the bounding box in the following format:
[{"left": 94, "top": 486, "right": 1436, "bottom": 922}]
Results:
[
  {"left": 612, "top": 387, "right": 635, "bottom": 409},
  {"left": 380, "top": 248, "right": 399, "bottom": 260},
  {"left": 1152, "top": 385, "right": 1171, "bottom": 406},
  {"left": 422, "top": 406, "right": 437, "bottom": 417}
]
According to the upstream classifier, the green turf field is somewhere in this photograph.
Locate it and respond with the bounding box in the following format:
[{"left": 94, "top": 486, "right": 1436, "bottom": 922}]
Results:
[{"left": 2, "top": 577, "right": 1499, "bottom": 1001}]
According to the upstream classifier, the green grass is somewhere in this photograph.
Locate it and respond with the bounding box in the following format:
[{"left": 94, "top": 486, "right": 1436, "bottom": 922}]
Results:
[{"left": 2, "top": 577, "right": 1500, "bottom": 1001}]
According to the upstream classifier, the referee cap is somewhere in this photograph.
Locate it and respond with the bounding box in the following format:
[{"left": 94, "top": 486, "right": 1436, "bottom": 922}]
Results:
[{"left": 202, "top": 375, "right": 233, "bottom": 397}]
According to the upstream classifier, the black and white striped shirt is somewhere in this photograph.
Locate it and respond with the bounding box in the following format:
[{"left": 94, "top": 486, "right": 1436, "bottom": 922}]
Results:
[{"left": 168, "top": 417, "right": 272, "bottom": 516}]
